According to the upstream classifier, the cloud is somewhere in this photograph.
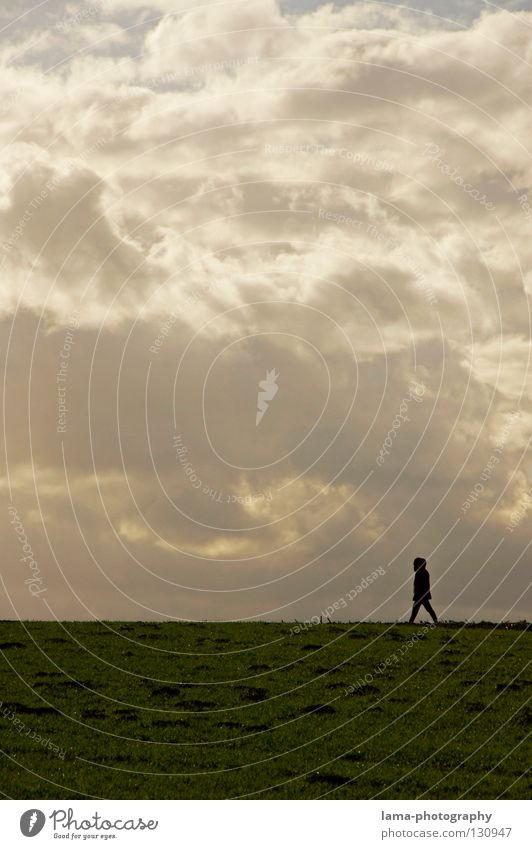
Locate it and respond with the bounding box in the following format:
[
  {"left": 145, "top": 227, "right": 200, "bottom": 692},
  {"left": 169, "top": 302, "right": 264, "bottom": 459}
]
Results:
[{"left": 0, "top": 1, "right": 530, "bottom": 622}]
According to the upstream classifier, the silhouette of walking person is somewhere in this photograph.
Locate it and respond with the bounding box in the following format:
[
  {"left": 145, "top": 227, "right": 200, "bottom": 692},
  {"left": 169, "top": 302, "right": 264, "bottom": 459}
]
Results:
[{"left": 409, "top": 557, "right": 438, "bottom": 624}]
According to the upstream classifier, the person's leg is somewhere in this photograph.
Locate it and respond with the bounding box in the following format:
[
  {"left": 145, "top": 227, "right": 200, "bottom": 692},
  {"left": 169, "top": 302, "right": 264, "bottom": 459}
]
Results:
[
  {"left": 422, "top": 600, "right": 438, "bottom": 623},
  {"left": 409, "top": 601, "right": 422, "bottom": 623}
]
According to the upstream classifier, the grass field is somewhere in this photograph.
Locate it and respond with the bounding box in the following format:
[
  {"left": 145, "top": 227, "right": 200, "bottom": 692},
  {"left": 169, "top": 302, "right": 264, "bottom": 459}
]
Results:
[{"left": 0, "top": 620, "right": 530, "bottom": 799}]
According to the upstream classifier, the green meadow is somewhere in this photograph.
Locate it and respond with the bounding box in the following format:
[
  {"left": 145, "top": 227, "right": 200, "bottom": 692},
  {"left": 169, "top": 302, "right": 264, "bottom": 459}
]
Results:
[{"left": 0, "top": 620, "right": 529, "bottom": 799}]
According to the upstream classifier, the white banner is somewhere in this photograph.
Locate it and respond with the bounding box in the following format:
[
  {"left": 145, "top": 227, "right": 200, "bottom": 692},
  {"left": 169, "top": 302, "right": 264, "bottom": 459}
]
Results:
[{"left": 2, "top": 800, "right": 528, "bottom": 848}]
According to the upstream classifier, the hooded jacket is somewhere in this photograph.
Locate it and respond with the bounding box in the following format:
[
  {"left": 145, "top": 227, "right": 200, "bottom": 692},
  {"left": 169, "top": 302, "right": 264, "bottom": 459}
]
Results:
[{"left": 413, "top": 566, "right": 431, "bottom": 601}]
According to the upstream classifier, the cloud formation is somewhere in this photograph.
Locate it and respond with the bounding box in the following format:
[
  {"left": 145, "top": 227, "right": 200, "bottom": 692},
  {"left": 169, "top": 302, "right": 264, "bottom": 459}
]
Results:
[{"left": 1, "top": 0, "right": 531, "bottom": 622}]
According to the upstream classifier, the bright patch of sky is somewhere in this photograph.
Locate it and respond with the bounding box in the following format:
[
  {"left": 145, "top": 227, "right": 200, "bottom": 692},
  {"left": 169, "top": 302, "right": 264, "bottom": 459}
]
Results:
[{"left": 282, "top": 0, "right": 532, "bottom": 27}]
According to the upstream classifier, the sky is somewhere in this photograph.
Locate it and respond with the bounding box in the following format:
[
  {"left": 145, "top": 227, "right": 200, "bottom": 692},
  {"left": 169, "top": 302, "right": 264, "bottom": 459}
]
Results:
[{"left": 1, "top": 0, "right": 531, "bottom": 622}]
